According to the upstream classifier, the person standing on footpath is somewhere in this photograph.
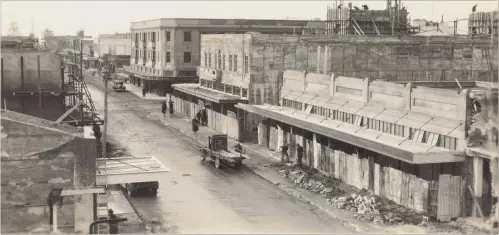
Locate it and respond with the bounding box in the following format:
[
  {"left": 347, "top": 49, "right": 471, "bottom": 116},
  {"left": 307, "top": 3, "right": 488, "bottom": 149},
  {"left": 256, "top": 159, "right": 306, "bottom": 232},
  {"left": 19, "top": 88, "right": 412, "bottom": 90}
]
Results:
[
  {"left": 161, "top": 101, "right": 167, "bottom": 117},
  {"left": 279, "top": 143, "right": 289, "bottom": 163},
  {"left": 296, "top": 144, "right": 304, "bottom": 166}
]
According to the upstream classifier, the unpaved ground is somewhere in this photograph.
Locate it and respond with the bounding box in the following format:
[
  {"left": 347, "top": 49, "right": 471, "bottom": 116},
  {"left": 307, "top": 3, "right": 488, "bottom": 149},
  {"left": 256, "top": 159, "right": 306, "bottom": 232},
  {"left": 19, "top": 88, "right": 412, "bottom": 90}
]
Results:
[{"left": 270, "top": 162, "right": 492, "bottom": 234}]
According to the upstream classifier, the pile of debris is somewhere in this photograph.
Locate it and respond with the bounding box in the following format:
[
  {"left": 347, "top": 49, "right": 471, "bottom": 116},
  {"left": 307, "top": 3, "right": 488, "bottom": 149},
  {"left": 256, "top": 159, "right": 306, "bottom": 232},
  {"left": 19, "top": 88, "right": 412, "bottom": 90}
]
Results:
[
  {"left": 279, "top": 168, "right": 344, "bottom": 198},
  {"left": 326, "top": 193, "right": 425, "bottom": 225},
  {"left": 275, "top": 164, "right": 427, "bottom": 226}
]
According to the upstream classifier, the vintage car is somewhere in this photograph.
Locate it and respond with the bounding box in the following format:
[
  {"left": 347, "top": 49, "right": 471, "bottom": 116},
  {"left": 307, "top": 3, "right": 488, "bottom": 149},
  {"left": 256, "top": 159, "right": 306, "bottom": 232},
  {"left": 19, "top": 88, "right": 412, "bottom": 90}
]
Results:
[{"left": 113, "top": 81, "right": 126, "bottom": 92}]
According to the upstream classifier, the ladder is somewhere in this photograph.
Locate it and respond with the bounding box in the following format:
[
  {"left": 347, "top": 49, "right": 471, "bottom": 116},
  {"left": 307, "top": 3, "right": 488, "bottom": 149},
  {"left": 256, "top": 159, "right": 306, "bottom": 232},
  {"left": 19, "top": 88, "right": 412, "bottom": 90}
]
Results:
[{"left": 96, "top": 157, "right": 109, "bottom": 234}]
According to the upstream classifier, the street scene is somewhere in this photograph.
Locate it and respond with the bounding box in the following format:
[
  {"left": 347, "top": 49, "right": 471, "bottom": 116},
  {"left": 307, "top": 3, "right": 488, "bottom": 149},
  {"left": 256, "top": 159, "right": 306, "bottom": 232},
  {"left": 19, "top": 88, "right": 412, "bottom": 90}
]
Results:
[{"left": 1, "top": 0, "right": 499, "bottom": 234}]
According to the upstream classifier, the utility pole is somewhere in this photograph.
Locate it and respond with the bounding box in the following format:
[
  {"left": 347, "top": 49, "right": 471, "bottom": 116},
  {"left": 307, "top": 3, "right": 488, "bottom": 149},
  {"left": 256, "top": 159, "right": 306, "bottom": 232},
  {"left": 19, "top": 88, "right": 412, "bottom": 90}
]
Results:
[{"left": 102, "top": 57, "right": 109, "bottom": 159}]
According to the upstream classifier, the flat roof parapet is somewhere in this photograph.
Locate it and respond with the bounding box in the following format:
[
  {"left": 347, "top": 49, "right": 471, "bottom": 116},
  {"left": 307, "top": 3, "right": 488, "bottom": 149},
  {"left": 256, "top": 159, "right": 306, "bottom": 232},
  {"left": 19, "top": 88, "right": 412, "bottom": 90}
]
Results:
[{"left": 131, "top": 18, "right": 325, "bottom": 29}]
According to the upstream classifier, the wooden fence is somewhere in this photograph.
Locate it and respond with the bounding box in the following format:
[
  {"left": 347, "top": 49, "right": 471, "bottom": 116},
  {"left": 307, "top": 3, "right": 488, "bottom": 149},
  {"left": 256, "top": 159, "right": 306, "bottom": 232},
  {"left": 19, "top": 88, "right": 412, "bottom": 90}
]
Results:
[
  {"left": 257, "top": 122, "right": 465, "bottom": 217},
  {"left": 173, "top": 98, "right": 240, "bottom": 140}
]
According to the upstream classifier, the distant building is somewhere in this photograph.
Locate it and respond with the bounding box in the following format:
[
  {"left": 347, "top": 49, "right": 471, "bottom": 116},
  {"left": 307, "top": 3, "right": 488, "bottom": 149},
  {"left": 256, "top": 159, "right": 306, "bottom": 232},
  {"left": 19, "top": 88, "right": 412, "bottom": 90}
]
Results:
[
  {"left": 326, "top": 1, "right": 408, "bottom": 36},
  {"left": 125, "top": 18, "right": 326, "bottom": 97},
  {"left": 98, "top": 33, "right": 131, "bottom": 56},
  {"left": 469, "top": 11, "right": 498, "bottom": 36},
  {"left": 1, "top": 36, "right": 38, "bottom": 49}
]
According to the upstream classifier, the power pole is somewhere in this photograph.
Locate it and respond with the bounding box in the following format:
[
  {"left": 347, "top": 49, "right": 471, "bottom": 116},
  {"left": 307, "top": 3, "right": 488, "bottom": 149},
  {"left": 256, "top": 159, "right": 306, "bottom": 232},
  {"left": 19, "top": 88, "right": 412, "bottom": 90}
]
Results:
[{"left": 102, "top": 57, "right": 109, "bottom": 159}]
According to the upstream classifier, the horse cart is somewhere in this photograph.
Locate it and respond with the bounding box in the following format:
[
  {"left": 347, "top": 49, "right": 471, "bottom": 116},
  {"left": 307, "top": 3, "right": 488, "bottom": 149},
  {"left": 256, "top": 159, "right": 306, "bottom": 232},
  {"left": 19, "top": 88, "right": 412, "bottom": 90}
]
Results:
[{"left": 198, "top": 134, "right": 249, "bottom": 169}]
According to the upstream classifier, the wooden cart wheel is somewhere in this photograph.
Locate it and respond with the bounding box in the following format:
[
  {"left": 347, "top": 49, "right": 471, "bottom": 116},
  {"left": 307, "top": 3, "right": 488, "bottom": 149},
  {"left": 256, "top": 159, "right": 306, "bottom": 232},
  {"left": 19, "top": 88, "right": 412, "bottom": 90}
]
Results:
[{"left": 214, "top": 157, "right": 221, "bottom": 169}]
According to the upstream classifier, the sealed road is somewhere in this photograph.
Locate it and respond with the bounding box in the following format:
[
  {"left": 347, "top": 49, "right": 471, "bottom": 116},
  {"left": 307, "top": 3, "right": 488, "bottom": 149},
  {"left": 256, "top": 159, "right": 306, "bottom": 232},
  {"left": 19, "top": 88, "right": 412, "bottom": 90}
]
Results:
[{"left": 85, "top": 74, "right": 354, "bottom": 234}]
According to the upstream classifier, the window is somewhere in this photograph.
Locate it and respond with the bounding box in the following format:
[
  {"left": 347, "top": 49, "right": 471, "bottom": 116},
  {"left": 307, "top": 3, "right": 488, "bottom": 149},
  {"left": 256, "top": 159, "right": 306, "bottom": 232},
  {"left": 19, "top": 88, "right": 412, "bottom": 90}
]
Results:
[
  {"left": 228, "top": 55, "right": 233, "bottom": 71},
  {"left": 233, "top": 55, "right": 238, "bottom": 72},
  {"left": 233, "top": 86, "right": 240, "bottom": 95},
  {"left": 135, "top": 33, "right": 139, "bottom": 41},
  {"left": 166, "top": 52, "right": 171, "bottom": 63},
  {"left": 183, "top": 31, "right": 191, "bottom": 42},
  {"left": 208, "top": 53, "right": 212, "bottom": 67},
  {"left": 152, "top": 51, "right": 156, "bottom": 61},
  {"left": 214, "top": 82, "right": 224, "bottom": 91},
  {"left": 152, "top": 32, "right": 156, "bottom": 42},
  {"left": 200, "top": 79, "right": 207, "bottom": 87},
  {"left": 184, "top": 52, "right": 191, "bottom": 63},
  {"left": 222, "top": 54, "right": 226, "bottom": 70},
  {"left": 242, "top": 88, "right": 248, "bottom": 98},
  {"left": 217, "top": 50, "right": 222, "bottom": 69},
  {"left": 204, "top": 52, "right": 208, "bottom": 67},
  {"left": 225, "top": 85, "right": 233, "bottom": 94},
  {"left": 244, "top": 55, "right": 249, "bottom": 73},
  {"left": 206, "top": 81, "right": 213, "bottom": 89},
  {"left": 166, "top": 31, "right": 171, "bottom": 41}
]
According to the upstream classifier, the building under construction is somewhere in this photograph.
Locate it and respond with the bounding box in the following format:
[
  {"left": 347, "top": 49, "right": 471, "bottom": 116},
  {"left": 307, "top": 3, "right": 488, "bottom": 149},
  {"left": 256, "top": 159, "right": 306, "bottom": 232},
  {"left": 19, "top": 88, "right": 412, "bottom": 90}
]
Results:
[
  {"left": 326, "top": 0, "right": 409, "bottom": 36},
  {"left": 469, "top": 11, "right": 498, "bottom": 36},
  {"left": 1, "top": 37, "right": 102, "bottom": 126}
]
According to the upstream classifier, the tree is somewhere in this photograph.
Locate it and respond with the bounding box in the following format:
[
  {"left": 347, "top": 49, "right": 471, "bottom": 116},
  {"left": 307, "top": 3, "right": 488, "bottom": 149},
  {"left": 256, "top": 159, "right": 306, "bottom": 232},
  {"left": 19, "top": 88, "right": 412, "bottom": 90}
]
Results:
[
  {"left": 8, "top": 21, "right": 20, "bottom": 36},
  {"left": 77, "top": 29, "right": 84, "bottom": 38},
  {"left": 42, "top": 28, "right": 54, "bottom": 40}
]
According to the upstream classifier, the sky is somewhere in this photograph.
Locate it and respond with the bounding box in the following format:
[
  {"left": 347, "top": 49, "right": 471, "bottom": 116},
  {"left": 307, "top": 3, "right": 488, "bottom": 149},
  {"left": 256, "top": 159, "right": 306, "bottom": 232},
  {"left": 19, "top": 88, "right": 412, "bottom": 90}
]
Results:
[{"left": 1, "top": 0, "right": 498, "bottom": 38}]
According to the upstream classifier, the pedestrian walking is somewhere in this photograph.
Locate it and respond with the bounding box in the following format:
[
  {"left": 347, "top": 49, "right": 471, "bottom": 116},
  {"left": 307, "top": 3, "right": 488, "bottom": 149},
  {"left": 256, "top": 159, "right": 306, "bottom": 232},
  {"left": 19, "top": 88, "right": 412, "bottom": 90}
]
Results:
[
  {"left": 92, "top": 123, "right": 102, "bottom": 143},
  {"left": 108, "top": 209, "right": 119, "bottom": 234},
  {"left": 296, "top": 144, "right": 304, "bottom": 166},
  {"left": 192, "top": 118, "right": 199, "bottom": 135},
  {"left": 142, "top": 87, "right": 147, "bottom": 97},
  {"left": 279, "top": 143, "right": 289, "bottom": 162},
  {"left": 161, "top": 102, "right": 167, "bottom": 117}
]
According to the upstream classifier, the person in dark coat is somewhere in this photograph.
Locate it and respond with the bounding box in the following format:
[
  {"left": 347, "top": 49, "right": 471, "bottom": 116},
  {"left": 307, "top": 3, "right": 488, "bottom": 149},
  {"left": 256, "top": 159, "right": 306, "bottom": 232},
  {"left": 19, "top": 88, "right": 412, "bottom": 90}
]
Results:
[
  {"left": 201, "top": 109, "right": 207, "bottom": 126},
  {"left": 161, "top": 102, "right": 167, "bottom": 117},
  {"left": 192, "top": 118, "right": 199, "bottom": 134},
  {"left": 168, "top": 100, "right": 174, "bottom": 117},
  {"left": 196, "top": 110, "right": 202, "bottom": 124},
  {"left": 296, "top": 144, "right": 304, "bottom": 166},
  {"left": 92, "top": 123, "right": 102, "bottom": 142},
  {"left": 108, "top": 209, "right": 118, "bottom": 234},
  {"left": 279, "top": 143, "right": 289, "bottom": 162},
  {"left": 142, "top": 87, "right": 147, "bottom": 97}
]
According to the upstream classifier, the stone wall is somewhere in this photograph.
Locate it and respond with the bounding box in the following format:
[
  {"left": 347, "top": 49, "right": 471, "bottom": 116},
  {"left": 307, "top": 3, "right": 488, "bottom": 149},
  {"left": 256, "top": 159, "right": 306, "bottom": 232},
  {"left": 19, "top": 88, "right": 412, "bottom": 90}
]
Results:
[
  {"left": 249, "top": 34, "right": 497, "bottom": 84},
  {"left": 1, "top": 117, "right": 96, "bottom": 233}
]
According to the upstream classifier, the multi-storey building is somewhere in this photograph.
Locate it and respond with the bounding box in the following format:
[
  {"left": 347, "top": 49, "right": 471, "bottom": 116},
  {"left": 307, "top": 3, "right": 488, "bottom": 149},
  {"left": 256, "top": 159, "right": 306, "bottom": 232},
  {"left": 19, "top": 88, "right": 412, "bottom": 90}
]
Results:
[
  {"left": 125, "top": 18, "right": 326, "bottom": 97},
  {"left": 98, "top": 33, "right": 131, "bottom": 56}
]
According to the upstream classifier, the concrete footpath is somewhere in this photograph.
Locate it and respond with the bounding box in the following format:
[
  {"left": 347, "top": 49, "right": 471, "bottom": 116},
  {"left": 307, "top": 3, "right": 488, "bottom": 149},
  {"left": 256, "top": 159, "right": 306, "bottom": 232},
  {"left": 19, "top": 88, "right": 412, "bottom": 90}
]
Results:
[{"left": 129, "top": 94, "right": 377, "bottom": 232}]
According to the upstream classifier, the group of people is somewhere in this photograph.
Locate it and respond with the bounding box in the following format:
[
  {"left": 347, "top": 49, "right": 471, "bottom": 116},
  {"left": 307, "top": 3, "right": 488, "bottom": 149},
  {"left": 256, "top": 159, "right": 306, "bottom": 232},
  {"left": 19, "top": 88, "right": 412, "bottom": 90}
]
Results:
[
  {"left": 161, "top": 99, "right": 174, "bottom": 117},
  {"left": 191, "top": 109, "right": 208, "bottom": 134},
  {"left": 279, "top": 143, "right": 304, "bottom": 165}
]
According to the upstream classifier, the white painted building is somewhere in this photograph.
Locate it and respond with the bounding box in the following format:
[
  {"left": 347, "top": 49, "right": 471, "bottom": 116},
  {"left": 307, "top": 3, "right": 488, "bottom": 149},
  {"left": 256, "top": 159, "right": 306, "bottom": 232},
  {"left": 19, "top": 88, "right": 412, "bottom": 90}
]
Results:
[{"left": 98, "top": 33, "right": 131, "bottom": 56}]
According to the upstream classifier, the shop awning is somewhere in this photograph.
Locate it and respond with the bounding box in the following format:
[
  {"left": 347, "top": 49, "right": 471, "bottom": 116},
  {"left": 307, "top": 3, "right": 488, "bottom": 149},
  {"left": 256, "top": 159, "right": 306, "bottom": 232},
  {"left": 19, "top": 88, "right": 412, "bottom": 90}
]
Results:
[
  {"left": 252, "top": 104, "right": 464, "bottom": 165},
  {"left": 235, "top": 103, "right": 256, "bottom": 113},
  {"left": 96, "top": 156, "right": 170, "bottom": 185},
  {"left": 173, "top": 84, "right": 247, "bottom": 104}
]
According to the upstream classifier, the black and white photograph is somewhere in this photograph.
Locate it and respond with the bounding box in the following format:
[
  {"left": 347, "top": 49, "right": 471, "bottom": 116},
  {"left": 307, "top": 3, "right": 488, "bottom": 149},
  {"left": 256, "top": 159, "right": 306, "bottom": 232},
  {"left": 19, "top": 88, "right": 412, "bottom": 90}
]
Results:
[{"left": 1, "top": 0, "right": 498, "bottom": 234}]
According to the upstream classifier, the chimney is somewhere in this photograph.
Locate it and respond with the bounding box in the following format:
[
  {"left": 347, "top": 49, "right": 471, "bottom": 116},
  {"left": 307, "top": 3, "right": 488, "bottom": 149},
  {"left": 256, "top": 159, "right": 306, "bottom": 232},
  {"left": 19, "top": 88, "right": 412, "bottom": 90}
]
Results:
[{"left": 441, "top": 15, "right": 444, "bottom": 23}]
